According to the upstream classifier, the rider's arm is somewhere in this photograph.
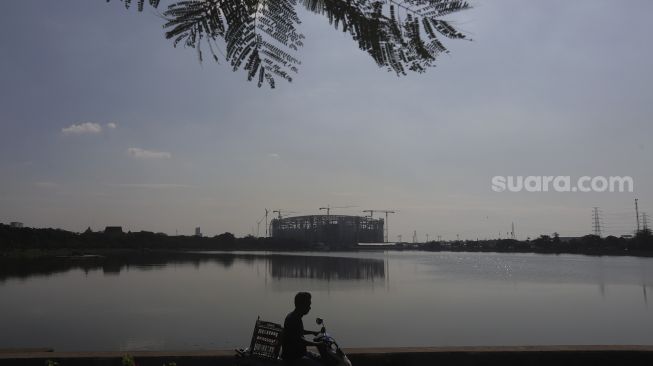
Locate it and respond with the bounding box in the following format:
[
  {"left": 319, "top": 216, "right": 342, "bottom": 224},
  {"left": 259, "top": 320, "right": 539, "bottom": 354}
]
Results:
[
  {"left": 301, "top": 329, "right": 322, "bottom": 346},
  {"left": 301, "top": 337, "right": 322, "bottom": 347}
]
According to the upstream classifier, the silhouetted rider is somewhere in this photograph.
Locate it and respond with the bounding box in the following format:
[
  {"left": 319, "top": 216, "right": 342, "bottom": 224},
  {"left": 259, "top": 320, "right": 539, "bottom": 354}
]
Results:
[{"left": 281, "top": 292, "right": 323, "bottom": 366}]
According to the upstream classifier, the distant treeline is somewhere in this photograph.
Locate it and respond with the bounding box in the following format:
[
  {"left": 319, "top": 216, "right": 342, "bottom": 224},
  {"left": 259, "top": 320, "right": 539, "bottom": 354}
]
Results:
[
  {"left": 0, "top": 224, "right": 312, "bottom": 252},
  {"left": 2, "top": 224, "right": 652, "bottom": 257},
  {"left": 421, "top": 231, "right": 653, "bottom": 256}
]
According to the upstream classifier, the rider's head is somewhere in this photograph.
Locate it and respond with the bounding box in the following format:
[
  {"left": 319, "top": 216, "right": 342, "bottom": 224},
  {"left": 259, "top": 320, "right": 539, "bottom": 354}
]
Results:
[{"left": 294, "top": 292, "right": 312, "bottom": 316}]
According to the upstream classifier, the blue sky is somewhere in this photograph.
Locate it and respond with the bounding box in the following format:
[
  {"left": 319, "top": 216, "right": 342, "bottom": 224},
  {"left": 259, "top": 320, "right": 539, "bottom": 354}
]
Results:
[{"left": 1, "top": 0, "right": 652, "bottom": 239}]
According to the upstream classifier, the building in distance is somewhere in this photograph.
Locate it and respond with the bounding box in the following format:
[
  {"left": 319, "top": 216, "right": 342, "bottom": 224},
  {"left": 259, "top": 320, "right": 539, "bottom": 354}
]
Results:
[
  {"left": 104, "top": 226, "right": 123, "bottom": 235},
  {"left": 271, "top": 215, "right": 383, "bottom": 245}
]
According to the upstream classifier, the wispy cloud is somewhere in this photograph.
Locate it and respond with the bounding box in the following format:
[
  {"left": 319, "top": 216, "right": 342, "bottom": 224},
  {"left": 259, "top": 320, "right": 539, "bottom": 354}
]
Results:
[
  {"left": 268, "top": 153, "right": 280, "bottom": 159},
  {"left": 61, "top": 122, "right": 102, "bottom": 135},
  {"left": 61, "top": 122, "right": 116, "bottom": 135},
  {"left": 127, "top": 147, "right": 172, "bottom": 159}
]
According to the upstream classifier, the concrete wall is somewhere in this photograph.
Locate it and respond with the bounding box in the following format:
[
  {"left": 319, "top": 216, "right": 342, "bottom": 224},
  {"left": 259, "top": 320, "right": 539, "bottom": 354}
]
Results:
[{"left": 3, "top": 346, "right": 653, "bottom": 366}]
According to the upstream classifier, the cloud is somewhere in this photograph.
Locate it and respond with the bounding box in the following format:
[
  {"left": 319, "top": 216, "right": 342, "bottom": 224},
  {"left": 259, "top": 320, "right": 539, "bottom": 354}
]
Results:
[
  {"left": 267, "top": 153, "right": 280, "bottom": 159},
  {"left": 127, "top": 147, "right": 172, "bottom": 159},
  {"left": 107, "top": 122, "right": 117, "bottom": 129},
  {"left": 61, "top": 122, "right": 102, "bottom": 135}
]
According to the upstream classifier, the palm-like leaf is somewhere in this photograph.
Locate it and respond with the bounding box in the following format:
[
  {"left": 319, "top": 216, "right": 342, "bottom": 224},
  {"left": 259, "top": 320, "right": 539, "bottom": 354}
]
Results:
[
  {"left": 300, "top": 0, "right": 470, "bottom": 75},
  {"left": 107, "top": 0, "right": 470, "bottom": 88},
  {"left": 107, "top": 0, "right": 161, "bottom": 11}
]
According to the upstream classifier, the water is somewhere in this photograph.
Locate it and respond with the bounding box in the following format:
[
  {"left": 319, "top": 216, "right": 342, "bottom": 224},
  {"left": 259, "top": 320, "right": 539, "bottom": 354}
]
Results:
[{"left": 1, "top": 251, "right": 652, "bottom": 351}]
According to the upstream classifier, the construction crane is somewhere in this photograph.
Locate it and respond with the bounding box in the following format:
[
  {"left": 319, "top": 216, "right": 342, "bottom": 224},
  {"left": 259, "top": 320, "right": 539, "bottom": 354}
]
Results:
[
  {"left": 256, "top": 217, "right": 264, "bottom": 237},
  {"left": 319, "top": 205, "right": 355, "bottom": 227},
  {"left": 254, "top": 209, "right": 269, "bottom": 237},
  {"left": 362, "top": 209, "right": 396, "bottom": 243},
  {"left": 320, "top": 205, "right": 356, "bottom": 226},
  {"left": 253, "top": 209, "right": 272, "bottom": 237},
  {"left": 272, "top": 210, "right": 297, "bottom": 220},
  {"left": 319, "top": 205, "right": 356, "bottom": 216}
]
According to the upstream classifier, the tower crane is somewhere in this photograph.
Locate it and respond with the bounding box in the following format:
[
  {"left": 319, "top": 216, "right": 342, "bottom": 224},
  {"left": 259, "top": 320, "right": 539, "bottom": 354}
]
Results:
[
  {"left": 256, "top": 217, "right": 264, "bottom": 237},
  {"left": 362, "top": 209, "right": 396, "bottom": 242},
  {"left": 272, "top": 209, "right": 297, "bottom": 220},
  {"left": 319, "top": 205, "right": 356, "bottom": 225},
  {"left": 319, "top": 205, "right": 356, "bottom": 216}
]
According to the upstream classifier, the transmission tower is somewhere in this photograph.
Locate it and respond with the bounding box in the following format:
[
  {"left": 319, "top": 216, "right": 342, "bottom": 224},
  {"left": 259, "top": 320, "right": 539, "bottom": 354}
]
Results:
[
  {"left": 412, "top": 230, "right": 417, "bottom": 243},
  {"left": 643, "top": 212, "right": 650, "bottom": 232},
  {"left": 592, "top": 207, "right": 603, "bottom": 237}
]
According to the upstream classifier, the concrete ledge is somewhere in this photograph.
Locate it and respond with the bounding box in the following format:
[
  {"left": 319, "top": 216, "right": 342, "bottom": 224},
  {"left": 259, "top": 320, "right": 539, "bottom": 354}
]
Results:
[
  {"left": 0, "top": 349, "right": 53, "bottom": 355},
  {"left": 2, "top": 346, "right": 653, "bottom": 365}
]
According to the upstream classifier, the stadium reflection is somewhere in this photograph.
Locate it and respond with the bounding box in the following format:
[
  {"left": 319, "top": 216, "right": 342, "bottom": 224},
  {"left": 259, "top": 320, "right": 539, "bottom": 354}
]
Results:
[{"left": 267, "top": 254, "right": 384, "bottom": 280}]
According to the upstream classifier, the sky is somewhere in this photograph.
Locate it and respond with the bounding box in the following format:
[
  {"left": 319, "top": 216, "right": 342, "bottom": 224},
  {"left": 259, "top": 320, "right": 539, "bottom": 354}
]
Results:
[{"left": 1, "top": 0, "right": 652, "bottom": 240}]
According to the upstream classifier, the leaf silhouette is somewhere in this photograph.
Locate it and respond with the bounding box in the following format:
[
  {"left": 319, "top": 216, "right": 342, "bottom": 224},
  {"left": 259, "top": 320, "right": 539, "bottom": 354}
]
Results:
[{"left": 107, "top": 0, "right": 470, "bottom": 88}]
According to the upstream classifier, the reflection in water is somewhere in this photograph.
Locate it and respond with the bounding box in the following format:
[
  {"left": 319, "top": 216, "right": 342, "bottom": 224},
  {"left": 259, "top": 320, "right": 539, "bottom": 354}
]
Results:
[
  {"left": 0, "top": 252, "right": 385, "bottom": 283},
  {"left": 268, "top": 255, "right": 384, "bottom": 281},
  {"left": 597, "top": 258, "right": 606, "bottom": 298},
  {"left": 644, "top": 285, "right": 648, "bottom": 306},
  {"left": 2, "top": 252, "right": 653, "bottom": 351}
]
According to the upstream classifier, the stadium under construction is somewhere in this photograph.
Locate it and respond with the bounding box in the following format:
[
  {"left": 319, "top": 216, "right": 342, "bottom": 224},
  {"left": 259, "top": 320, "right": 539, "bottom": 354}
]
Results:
[{"left": 270, "top": 215, "right": 384, "bottom": 245}]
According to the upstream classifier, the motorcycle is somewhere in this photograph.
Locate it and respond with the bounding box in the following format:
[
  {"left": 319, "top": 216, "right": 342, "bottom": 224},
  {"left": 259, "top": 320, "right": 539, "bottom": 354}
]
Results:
[
  {"left": 236, "top": 317, "right": 351, "bottom": 366},
  {"left": 313, "top": 317, "right": 352, "bottom": 366}
]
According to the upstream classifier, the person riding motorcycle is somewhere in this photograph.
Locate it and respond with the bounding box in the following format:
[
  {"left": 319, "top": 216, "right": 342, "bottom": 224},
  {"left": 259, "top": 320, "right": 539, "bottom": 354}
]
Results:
[{"left": 281, "top": 292, "right": 324, "bottom": 366}]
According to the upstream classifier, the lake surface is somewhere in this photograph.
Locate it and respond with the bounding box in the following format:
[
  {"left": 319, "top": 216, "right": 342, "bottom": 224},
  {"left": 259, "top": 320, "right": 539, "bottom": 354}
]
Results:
[{"left": 1, "top": 251, "right": 653, "bottom": 351}]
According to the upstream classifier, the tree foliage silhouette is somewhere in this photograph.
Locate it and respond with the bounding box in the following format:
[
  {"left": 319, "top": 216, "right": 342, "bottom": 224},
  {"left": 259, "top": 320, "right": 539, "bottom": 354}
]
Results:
[{"left": 108, "top": 0, "right": 471, "bottom": 88}]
